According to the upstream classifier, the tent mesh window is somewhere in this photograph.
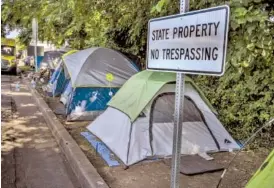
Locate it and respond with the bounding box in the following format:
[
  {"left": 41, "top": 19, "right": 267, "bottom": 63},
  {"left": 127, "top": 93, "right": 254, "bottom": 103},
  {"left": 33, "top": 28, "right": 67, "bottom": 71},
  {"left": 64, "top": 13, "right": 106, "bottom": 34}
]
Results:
[
  {"left": 151, "top": 92, "right": 204, "bottom": 123},
  {"left": 149, "top": 92, "right": 221, "bottom": 152}
]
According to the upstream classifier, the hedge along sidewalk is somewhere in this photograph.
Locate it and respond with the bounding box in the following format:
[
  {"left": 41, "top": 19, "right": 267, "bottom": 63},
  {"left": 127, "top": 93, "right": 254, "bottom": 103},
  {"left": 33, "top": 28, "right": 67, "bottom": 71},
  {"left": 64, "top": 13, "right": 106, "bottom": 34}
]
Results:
[{"left": 25, "top": 78, "right": 109, "bottom": 188}]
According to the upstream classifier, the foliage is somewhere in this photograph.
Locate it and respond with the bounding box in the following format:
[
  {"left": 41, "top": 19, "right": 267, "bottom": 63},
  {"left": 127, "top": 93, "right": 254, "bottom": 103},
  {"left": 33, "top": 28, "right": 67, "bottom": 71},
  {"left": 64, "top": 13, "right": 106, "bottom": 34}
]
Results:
[
  {"left": 1, "top": 0, "right": 273, "bottom": 147},
  {"left": 130, "top": 0, "right": 274, "bottom": 147},
  {"left": 195, "top": 0, "right": 274, "bottom": 148}
]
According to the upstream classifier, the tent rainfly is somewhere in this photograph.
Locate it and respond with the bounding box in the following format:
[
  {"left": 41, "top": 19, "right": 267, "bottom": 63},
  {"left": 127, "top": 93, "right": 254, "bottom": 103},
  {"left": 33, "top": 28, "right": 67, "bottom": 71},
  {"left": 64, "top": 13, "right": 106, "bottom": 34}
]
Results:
[{"left": 87, "top": 70, "right": 240, "bottom": 166}]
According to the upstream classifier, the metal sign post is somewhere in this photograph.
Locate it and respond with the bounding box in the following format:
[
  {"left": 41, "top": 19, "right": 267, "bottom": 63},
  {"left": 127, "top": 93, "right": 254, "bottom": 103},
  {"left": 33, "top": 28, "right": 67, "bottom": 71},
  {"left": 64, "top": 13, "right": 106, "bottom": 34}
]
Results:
[
  {"left": 170, "top": 1, "right": 188, "bottom": 187},
  {"left": 32, "top": 18, "right": 38, "bottom": 72},
  {"left": 146, "top": 3, "right": 229, "bottom": 187}
]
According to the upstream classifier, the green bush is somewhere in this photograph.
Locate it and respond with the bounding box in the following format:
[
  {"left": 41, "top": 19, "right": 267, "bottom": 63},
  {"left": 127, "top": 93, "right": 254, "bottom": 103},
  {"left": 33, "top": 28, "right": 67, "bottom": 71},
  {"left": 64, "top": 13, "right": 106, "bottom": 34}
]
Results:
[
  {"left": 105, "top": 0, "right": 274, "bottom": 147},
  {"left": 193, "top": 0, "right": 274, "bottom": 148},
  {"left": 107, "top": 0, "right": 274, "bottom": 147}
]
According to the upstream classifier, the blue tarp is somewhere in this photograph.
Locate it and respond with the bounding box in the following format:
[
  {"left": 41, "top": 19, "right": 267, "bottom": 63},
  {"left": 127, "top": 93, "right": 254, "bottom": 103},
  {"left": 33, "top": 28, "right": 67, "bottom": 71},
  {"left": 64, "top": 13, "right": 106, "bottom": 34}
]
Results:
[{"left": 81, "top": 132, "right": 120, "bottom": 167}]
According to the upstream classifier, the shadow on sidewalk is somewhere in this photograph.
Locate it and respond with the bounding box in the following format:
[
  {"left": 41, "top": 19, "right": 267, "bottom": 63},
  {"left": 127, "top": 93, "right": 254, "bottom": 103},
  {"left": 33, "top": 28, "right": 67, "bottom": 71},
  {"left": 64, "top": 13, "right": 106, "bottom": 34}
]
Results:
[{"left": 1, "top": 81, "right": 80, "bottom": 188}]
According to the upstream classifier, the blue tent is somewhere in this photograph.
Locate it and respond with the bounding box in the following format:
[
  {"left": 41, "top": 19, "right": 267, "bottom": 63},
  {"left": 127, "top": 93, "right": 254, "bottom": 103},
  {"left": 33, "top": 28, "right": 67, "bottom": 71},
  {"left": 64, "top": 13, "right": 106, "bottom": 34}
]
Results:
[
  {"left": 60, "top": 80, "right": 72, "bottom": 105},
  {"left": 54, "top": 47, "right": 140, "bottom": 121},
  {"left": 46, "top": 50, "right": 78, "bottom": 97}
]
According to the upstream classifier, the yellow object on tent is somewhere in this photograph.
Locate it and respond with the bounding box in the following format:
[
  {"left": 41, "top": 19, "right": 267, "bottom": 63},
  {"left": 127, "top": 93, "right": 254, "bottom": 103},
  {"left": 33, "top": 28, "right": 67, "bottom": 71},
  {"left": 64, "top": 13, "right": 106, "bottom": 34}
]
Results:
[
  {"left": 106, "top": 73, "right": 114, "bottom": 82},
  {"left": 246, "top": 149, "right": 274, "bottom": 188}
]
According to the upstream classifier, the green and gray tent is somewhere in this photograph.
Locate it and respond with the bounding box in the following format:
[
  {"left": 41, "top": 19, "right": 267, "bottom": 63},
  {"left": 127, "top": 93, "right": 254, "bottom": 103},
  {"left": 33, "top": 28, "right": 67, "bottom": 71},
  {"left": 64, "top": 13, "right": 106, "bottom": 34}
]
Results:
[
  {"left": 87, "top": 70, "right": 240, "bottom": 166},
  {"left": 246, "top": 149, "right": 274, "bottom": 188}
]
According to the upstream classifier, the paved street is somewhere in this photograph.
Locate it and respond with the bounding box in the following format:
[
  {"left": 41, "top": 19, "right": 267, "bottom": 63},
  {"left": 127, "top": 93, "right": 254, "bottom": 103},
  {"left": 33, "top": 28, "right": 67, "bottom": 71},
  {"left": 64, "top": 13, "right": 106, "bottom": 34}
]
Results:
[{"left": 1, "top": 74, "right": 80, "bottom": 188}]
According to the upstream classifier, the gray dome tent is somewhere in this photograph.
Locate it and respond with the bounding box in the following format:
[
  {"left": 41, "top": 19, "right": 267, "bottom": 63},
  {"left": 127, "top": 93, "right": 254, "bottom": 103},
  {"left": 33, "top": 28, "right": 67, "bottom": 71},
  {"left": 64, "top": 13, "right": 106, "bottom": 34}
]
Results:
[
  {"left": 87, "top": 71, "right": 240, "bottom": 165},
  {"left": 56, "top": 47, "right": 140, "bottom": 121}
]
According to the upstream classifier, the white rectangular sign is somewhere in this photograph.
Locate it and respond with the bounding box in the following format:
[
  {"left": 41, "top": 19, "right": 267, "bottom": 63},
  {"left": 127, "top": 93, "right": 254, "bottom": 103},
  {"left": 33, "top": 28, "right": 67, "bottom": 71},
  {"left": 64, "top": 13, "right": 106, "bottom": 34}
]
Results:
[{"left": 146, "top": 5, "right": 230, "bottom": 76}]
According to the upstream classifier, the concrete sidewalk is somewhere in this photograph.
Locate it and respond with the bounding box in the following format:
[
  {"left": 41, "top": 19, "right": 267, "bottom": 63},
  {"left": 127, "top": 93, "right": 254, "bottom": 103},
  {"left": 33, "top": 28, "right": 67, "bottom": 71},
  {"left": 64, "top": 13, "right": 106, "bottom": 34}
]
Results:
[{"left": 1, "top": 75, "right": 80, "bottom": 188}]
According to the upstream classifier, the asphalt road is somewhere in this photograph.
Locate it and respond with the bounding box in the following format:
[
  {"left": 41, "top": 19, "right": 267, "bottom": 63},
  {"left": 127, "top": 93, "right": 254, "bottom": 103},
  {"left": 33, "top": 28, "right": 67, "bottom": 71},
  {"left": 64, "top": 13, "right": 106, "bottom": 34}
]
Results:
[{"left": 1, "top": 74, "right": 80, "bottom": 188}]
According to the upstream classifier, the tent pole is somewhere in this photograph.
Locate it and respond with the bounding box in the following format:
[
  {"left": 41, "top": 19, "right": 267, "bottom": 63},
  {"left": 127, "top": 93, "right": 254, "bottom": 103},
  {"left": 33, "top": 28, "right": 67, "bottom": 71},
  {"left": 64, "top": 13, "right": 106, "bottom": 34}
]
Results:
[{"left": 170, "top": 1, "right": 189, "bottom": 188}]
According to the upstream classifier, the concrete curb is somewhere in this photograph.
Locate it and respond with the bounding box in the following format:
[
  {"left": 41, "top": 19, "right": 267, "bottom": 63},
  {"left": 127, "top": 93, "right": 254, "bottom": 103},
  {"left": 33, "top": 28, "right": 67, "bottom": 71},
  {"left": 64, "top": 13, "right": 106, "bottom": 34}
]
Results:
[{"left": 25, "top": 80, "right": 109, "bottom": 188}]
